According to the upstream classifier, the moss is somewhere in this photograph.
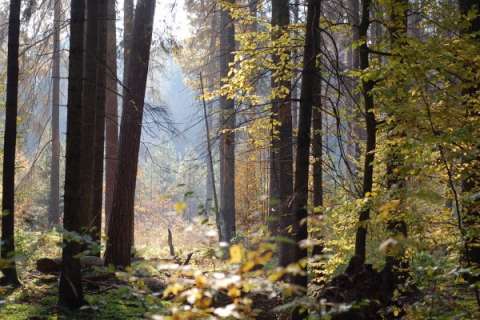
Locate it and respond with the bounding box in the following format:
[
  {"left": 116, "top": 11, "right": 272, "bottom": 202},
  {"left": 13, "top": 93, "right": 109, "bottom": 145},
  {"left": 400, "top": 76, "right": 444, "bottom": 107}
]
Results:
[{"left": 0, "top": 283, "right": 170, "bottom": 320}]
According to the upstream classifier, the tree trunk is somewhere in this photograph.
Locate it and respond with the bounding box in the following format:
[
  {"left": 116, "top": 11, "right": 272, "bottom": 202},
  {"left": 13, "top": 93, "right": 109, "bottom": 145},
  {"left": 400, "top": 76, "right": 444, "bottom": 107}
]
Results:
[
  {"left": 79, "top": 0, "right": 99, "bottom": 238},
  {"left": 201, "top": 74, "right": 219, "bottom": 227},
  {"left": 219, "top": 0, "right": 236, "bottom": 243},
  {"left": 348, "top": 0, "right": 363, "bottom": 174},
  {"left": 123, "top": 0, "right": 135, "bottom": 249},
  {"left": 459, "top": 0, "right": 480, "bottom": 273},
  {"left": 49, "top": 0, "right": 62, "bottom": 227},
  {"left": 290, "top": 0, "right": 322, "bottom": 317},
  {"left": 205, "top": 11, "right": 218, "bottom": 219},
  {"left": 104, "top": 0, "right": 156, "bottom": 267},
  {"left": 105, "top": 0, "right": 119, "bottom": 237},
  {"left": 270, "top": 0, "right": 294, "bottom": 263},
  {"left": 353, "top": 0, "right": 376, "bottom": 263},
  {"left": 311, "top": 63, "right": 323, "bottom": 257},
  {"left": 382, "top": 0, "right": 409, "bottom": 297},
  {"left": 59, "top": 0, "right": 86, "bottom": 308},
  {"left": 91, "top": 0, "right": 109, "bottom": 249},
  {"left": 0, "top": 0, "right": 22, "bottom": 286}
]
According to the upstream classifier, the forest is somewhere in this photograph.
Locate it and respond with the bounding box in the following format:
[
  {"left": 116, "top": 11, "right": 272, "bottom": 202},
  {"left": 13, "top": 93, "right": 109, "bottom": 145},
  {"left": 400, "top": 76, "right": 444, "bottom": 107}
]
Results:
[{"left": 0, "top": 0, "right": 479, "bottom": 319}]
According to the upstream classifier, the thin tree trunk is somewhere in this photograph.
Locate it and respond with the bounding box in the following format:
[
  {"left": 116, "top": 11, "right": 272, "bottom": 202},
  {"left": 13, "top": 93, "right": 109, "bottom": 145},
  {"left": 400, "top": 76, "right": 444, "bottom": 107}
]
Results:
[
  {"left": 92, "top": 0, "right": 108, "bottom": 249},
  {"left": 348, "top": 0, "right": 363, "bottom": 173},
  {"left": 80, "top": 0, "right": 99, "bottom": 238},
  {"left": 291, "top": 0, "right": 322, "bottom": 317},
  {"left": 0, "top": 0, "right": 22, "bottom": 286},
  {"left": 270, "top": 0, "right": 294, "bottom": 259},
  {"left": 201, "top": 74, "right": 220, "bottom": 231},
  {"left": 292, "top": 0, "right": 299, "bottom": 132},
  {"left": 105, "top": 0, "right": 119, "bottom": 236},
  {"left": 353, "top": 0, "right": 376, "bottom": 263},
  {"left": 311, "top": 62, "right": 323, "bottom": 257},
  {"left": 219, "top": 0, "right": 236, "bottom": 243},
  {"left": 105, "top": 0, "right": 156, "bottom": 267},
  {"left": 205, "top": 10, "right": 217, "bottom": 219},
  {"left": 49, "top": 0, "right": 62, "bottom": 227},
  {"left": 59, "top": 0, "right": 86, "bottom": 308}
]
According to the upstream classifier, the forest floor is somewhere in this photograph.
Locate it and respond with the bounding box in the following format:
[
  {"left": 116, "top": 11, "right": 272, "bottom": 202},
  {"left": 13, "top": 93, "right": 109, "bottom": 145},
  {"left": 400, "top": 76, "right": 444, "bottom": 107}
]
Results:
[
  {"left": 2, "top": 229, "right": 480, "bottom": 319},
  {"left": 0, "top": 268, "right": 170, "bottom": 320}
]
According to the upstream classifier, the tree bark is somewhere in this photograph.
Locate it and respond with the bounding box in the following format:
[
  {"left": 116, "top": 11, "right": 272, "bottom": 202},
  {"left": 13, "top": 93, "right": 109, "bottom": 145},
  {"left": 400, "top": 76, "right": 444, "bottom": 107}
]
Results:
[
  {"left": 123, "top": 0, "right": 134, "bottom": 92},
  {"left": 459, "top": 0, "right": 480, "bottom": 272},
  {"left": 123, "top": 0, "right": 135, "bottom": 249},
  {"left": 219, "top": 0, "right": 236, "bottom": 243},
  {"left": 104, "top": 0, "right": 156, "bottom": 267},
  {"left": 92, "top": 0, "right": 109, "bottom": 248},
  {"left": 290, "top": 0, "right": 322, "bottom": 317},
  {"left": 201, "top": 74, "right": 220, "bottom": 229},
  {"left": 353, "top": 0, "right": 376, "bottom": 263},
  {"left": 49, "top": 0, "right": 62, "bottom": 227},
  {"left": 105, "top": 0, "right": 119, "bottom": 237},
  {"left": 79, "top": 0, "right": 99, "bottom": 238},
  {"left": 0, "top": 0, "right": 22, "bottom": 286},
  {"left": 381, "top": 0, "right": 409, "bottom": 299},
  {"left": 311, "top": 57, "right": 323, "bottom": 257},
  {"left": 59, "top": 0, "right": 86, "bottom": 308},
  {"left": 270, "top": 0, "right": 294, "bottom": 260}
]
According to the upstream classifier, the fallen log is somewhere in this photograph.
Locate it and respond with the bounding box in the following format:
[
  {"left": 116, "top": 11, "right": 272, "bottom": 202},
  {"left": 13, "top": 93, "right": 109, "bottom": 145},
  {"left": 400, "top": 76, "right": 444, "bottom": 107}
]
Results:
[{"left": 36, "top": 256, "right": 104, "bottom": 274}]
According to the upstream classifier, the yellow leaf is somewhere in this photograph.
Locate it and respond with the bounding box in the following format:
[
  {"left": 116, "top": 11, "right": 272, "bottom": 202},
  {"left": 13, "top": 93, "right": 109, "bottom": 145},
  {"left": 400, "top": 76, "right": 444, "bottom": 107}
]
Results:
[
  {"left": 229, "top": 244, "right": 244, "bottom": 264},
  {"left": 174, "top": 202, "right": 187, "bottom": 214},
  {"left": 228, "top": 286, "right": 241, "bottom": 298}
]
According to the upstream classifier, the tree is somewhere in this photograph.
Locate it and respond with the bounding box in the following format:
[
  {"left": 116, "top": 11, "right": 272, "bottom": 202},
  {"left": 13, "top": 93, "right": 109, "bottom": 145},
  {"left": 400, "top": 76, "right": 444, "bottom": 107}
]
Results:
[
  {"left": 123, "top": 0, "right": 135, "bottom": 247},
  {"left": 218, "top": 0, "right": 236, "bottom": 243},
  {"left": 291, "top": 0, "right": 322, "bottom": 305},
  {"left": 59, "top": 0, "right": 86, "bottom": 308},
  {"left": 49, "top": 0, "right": 62, "bottom": 227},
  {"left": 0, "top": 0, "right": 22, "bottom": 286},
  {"left": 381, "top": 0, "right": 409, "bottom": 298},
  {"left": 459, "top": 0, "right": 480, "bottom": 273},
  {"left": 270, "top": 0, "right": 294, "bottom": 268},
  {"left": 92, "top": 0, "right": 109, "bottom": 247},
  {"left": 311, "top": 41, "right": 323, "bottom": 257},
  {"left": 79, "top": 0, "right": 99, "bottom": 239},
  {"left": 105, "top": 0, "right": 119, "bottom": 235},
  {"left": 105, "top": 0, "right": 156, "bottom": 267},
  {"left": 353, "top": 0, "right": 376, "bottom": 263}
]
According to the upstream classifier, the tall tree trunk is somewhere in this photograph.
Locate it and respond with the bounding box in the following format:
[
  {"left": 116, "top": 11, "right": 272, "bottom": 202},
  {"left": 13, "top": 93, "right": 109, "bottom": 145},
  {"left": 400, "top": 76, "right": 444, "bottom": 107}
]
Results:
[
  {"left": 291, "top": 0, "right": 322, "bottom": 317},
  {"left": 311, "top": 63, "right": 323, "bottom": 257},
  {"left": 59, "top": 0, "right": 86, "bottom": 308},
  {"left": 105, "top": 0, "right": 119, "bottom": 236},
  {"left": 353, "top": 0, "right": 376, "bottom": 263},
  {"left": 91, "top": 0, "right": 109, "bottom": 249},
  {"left": 219, "top": 0, "right": 236, "bottom": 243},
  {"left": 205, "top": 10, "right": 218, "bottom": 219},
  {"left": 459, "top": 0, "right": 480, "bottom": 274},
  {"left": 123, "top": 0, "right": 135, "bottom": 248},
  {"left": 80, "top": 0, "right": 99, "bottom": 238},
  {"left": 348, "top": 0, "right": 362, "bottom": 174},
  {"left": 49, "top": 0, "right": 62, "bottom": 227},
  {"left": 0, "top": 0, "right": 22, "bottom": 286},
  {"left": 105, "top": 0, "right": 156, "bottom": 267},
  {"left": 122, "top": 0, "right": 134, "bottom": 99},
  {"left": 292, "top": 0, "right": 299, "bottom": 132},
  {"left": 381, "top": 0, "right": 409, "bottom": 298},
  {"left": 270, "top": 0, "right": 294, "bottom": 262},
  {"left": 201, "top": 74, "right": 219, "bottom": 222}
]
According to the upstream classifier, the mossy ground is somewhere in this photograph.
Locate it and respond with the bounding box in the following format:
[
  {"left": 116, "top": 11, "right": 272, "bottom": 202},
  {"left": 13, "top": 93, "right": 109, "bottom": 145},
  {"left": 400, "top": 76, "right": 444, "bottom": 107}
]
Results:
[{"left": 0, "top": 274, "right": 169, "bottom": 320}]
